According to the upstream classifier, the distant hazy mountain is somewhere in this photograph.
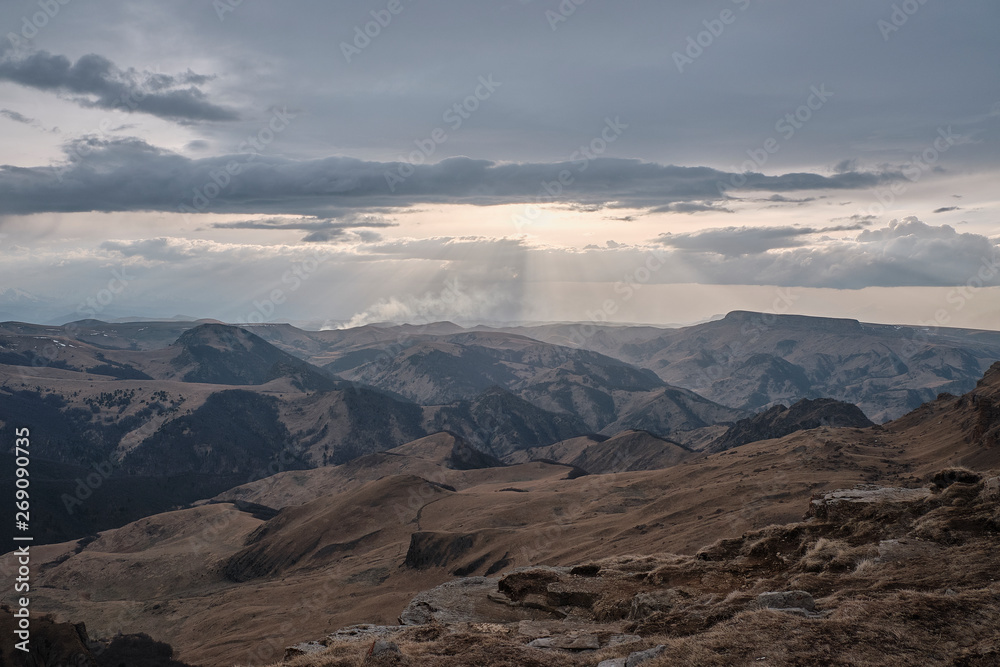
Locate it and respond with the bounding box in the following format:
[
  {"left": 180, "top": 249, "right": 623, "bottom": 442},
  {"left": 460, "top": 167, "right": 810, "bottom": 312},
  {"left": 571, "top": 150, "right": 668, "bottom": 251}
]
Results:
[
  {"left": 309, "top": 329, "right": 743, "bottom": 437},
  {"left": 30, "top": 312, "right": 999, "bottom": 423},
  {"left": 489, "top": 312, "right": 1000, "bottom": 422}
]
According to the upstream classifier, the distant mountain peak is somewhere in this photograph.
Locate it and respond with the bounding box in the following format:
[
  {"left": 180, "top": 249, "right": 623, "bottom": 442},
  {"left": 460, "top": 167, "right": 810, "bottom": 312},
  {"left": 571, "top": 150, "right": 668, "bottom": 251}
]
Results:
[{"left": 170, "top": 323, "right": 338, "bottom": 390}]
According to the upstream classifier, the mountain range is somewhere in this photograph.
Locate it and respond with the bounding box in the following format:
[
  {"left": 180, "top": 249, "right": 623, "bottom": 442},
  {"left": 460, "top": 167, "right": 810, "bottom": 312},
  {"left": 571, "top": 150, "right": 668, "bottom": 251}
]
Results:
[{"left": 7, "top": 358, "right": 998, "bottom": 665}]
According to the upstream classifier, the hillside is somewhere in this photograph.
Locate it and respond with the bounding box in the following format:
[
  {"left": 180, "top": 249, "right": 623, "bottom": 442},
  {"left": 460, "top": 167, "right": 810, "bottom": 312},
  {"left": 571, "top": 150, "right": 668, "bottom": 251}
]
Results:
[
  {"left": 8, "top": 364, "right": 999, "bottom": 665},
  {"left": 273, "top": 471, "right": 1000, "bottom": 666},
  {"left": 506, "top": 430, "right": 693, "bottom": 474}
]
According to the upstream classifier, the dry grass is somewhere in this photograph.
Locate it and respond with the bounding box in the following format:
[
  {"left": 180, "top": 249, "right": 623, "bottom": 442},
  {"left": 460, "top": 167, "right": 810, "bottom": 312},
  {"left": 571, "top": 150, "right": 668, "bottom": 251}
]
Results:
[{"left": 265, "top": 471, "right": 1000, "bottom": 667}]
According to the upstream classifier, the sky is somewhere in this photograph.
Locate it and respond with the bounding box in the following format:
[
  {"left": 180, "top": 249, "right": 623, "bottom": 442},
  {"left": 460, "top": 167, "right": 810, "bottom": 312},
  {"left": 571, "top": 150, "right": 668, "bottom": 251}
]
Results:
[{"left": 0, "top": 0, "right": 998, "bottom": 330}]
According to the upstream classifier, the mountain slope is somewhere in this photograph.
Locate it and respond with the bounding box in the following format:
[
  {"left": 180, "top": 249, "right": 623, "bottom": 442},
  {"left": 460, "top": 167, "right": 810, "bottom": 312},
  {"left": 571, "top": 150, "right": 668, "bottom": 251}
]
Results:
[
  {"left": 325, "top": 330, "right": 668, "bottom": 431},
  {"left": 11, "top": 364, "right": 1000, "bottom": 665},
  {"left": 708, "top": 397, "right": 875, "bottom": 452},
  {"left": 599, "top": 385, "right": 745, "bottom": 436},
  {"left": 423, "top": 387, "right": 592, "bottom": 457},
  {"left": 508, "top": 429, "right": 694, "bottom": 474}
]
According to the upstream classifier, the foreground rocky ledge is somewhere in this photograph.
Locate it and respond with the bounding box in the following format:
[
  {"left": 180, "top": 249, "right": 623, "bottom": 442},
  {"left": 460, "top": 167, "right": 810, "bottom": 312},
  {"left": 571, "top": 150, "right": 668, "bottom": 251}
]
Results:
[{"left": 269, "top": 471, "right": 999, "bottom": 666}]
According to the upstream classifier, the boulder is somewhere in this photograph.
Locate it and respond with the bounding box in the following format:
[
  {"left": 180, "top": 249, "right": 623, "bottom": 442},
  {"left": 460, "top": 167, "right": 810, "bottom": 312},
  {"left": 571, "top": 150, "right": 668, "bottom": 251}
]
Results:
[
  {"left": 498, "top": 568, "right": 564, "bottom": 602},
  {"left": 628, "top": 590, "right": 682, "bottom": 620},
  {"left": 371, "top": 639, "right": 401, "bottom": 656},
  {"left": 400, "top": 576, "right": 553, "bottom": 625},
  {"left": 809, "top": 486, "right": 932, "bottom": 521},
  {"left": 526, "top": 633, "right": 601, "bottom": 650},
  {"left": 626, "top": 644, "right": 668, "bottom": 666}
]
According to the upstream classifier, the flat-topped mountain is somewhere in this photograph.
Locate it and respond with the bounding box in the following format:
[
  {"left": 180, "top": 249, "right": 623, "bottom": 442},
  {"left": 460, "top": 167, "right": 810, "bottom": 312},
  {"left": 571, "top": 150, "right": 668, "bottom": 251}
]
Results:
[{"left": 493, "top": 311, "right": 1000, "bottom": 421}]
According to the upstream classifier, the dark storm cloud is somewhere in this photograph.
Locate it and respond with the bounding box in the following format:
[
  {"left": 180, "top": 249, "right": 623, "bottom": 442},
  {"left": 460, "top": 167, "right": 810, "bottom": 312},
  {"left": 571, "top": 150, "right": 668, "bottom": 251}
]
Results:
[
  {"left": 0, "top": 137, "right": 898, "bottom": 216},
  {"left": 934, "top": 206, "right": 961, "bottom": 213},
  {"left": 0, "top": 50, "right": 238, "bottom": 122}
]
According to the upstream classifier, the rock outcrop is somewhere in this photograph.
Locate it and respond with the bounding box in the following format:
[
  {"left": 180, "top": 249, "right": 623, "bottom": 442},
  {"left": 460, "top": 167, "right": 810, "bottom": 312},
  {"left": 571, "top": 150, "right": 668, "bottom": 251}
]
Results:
[{"left": 272, "top": 469, "right": 1000, "bottom": 666}]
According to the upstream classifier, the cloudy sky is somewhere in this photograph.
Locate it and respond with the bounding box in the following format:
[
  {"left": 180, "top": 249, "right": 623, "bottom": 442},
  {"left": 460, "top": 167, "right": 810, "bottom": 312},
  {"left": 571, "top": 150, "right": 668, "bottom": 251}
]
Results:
[{"left": 0, "top": 0, "right": 998, "bottom": 329}]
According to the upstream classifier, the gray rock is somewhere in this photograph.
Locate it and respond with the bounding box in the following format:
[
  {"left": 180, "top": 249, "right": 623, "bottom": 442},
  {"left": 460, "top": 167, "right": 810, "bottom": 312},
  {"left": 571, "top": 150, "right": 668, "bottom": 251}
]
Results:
[
  {"left": 983, "top": 476, "right": 1000, "bottom": 501},
  {"left": 371, "top": 639, "right": 400, "bottom": 656},
  {"left": 598, "top": 660, "right": 627, "bottom": 667},
  {"left": 329, "top": 624, "right": 408, "bottom": 642},
  {"left": 628, "top": 590, "right": 681, "bottom": 620},
  {"left": 400, "top": 575, "right": 554, "bottom": 626},
  {"left": 283, "top": 641, "right": 326, "bottom": 659},
  {"left": 526, "top": 634, "right": 600, "bottom": 650},
  {"left": 399, "top": 577, "right": 497, "bottom": 625},
  {"left": 755, "top": 590, "right": 816, "bottom": 612},
  {"left": 626, "top": 644, "right": 667, "bottom": 666}
]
